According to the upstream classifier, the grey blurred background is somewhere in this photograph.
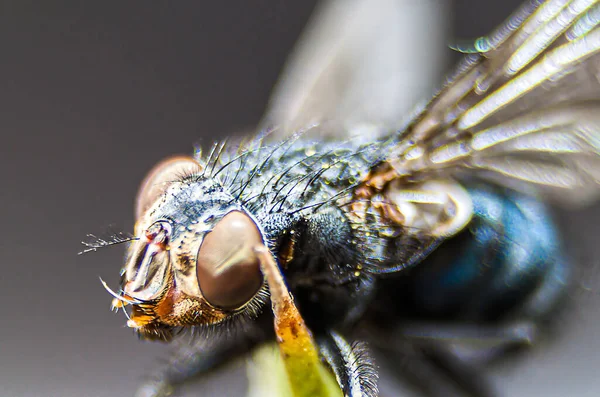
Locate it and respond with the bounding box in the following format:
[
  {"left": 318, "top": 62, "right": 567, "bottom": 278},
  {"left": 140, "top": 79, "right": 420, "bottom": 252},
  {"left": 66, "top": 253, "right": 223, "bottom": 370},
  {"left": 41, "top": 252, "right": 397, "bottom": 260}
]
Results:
[{"left": 2, "top": 1, "right": 600, "bottom": 396}]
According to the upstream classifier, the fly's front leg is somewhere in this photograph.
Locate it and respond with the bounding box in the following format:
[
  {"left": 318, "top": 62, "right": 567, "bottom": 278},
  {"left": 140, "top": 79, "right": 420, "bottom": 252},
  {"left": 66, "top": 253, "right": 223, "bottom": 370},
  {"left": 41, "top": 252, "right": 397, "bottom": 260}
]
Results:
[
  {"left": 318, "top": 331, "right": 379, "bottom": 397},
  {"left": 135, "top": 320, "right": 272, "bottom": 397}
]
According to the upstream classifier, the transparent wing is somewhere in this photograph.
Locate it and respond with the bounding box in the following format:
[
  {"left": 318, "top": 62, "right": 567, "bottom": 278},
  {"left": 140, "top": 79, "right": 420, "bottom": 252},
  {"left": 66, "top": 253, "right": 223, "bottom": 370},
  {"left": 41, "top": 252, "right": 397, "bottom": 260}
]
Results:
[
  {"left": 374, "top": 0, "right": 600, "bottom": 207},
  {"left": 259, "top": 0, "right": 448, "bottom": 140}
]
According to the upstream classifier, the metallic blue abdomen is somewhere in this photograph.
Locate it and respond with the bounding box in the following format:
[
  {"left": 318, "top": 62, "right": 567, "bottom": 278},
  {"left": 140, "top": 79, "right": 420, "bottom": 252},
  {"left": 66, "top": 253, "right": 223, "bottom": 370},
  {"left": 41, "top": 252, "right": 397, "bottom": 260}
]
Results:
[{"left": 408, "top": 184, "right": 571, "bottom": 322}]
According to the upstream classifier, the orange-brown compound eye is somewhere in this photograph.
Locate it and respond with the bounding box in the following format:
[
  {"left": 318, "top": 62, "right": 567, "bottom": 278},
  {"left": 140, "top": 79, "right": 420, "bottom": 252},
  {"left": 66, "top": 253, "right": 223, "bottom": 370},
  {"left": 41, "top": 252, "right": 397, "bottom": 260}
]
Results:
[
  {"left": 135, "top": 156, "right": 203, "bottom": 221},
  {"left": 196, "top": 211, "right": 264, "bottom": 309}
]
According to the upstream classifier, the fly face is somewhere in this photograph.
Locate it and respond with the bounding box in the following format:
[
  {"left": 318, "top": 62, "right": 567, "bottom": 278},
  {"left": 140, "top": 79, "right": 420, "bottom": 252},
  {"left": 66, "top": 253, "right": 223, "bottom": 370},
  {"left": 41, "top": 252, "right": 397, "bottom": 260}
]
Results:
[{"left": 112, "top": 157, "right": 267, "bottom": 340}]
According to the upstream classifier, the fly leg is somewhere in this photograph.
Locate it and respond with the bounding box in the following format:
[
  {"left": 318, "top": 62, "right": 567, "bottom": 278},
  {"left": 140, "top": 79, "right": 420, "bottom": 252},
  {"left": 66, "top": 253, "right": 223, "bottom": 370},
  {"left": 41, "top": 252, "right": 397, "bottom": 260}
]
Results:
[
  {"left": 135, "top": 321, "right": 272, "bottom": 397},
  {"left": 367, "top": 319, "right": 541, "bottom": 397},
  {"left": 373, "top": 338, "right": 496, "bottom": 397},
  {"left": 317, "top": 331, "right": 379, "bottom": 397},
  {"left": 395, "top": 320, "right": 538, "bottom": 362}
]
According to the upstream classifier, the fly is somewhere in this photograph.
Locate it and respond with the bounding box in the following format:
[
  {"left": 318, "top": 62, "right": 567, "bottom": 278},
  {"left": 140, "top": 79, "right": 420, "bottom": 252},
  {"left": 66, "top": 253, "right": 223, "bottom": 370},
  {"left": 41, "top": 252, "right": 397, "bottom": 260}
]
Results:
[{"left": 84, "top": 0, "right": 600, "bottom": 396}]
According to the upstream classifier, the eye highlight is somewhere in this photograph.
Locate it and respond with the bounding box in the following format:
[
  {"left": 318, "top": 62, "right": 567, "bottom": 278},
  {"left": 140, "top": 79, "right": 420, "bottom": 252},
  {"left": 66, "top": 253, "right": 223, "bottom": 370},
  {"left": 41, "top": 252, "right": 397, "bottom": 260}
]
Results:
[{"left": 196, "top": 211, "right": 264, "bottom": 309}]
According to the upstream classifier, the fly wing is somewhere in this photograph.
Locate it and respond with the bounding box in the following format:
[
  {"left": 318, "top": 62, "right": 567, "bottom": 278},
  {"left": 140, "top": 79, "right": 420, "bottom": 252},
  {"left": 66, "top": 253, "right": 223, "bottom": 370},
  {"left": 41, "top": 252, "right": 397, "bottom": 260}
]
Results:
[
  {"left": 258, "top": 0, "right": 448, "bottom": 141},
  {"left": 378, "top": 0, "right": 600, "bottom": 207}
]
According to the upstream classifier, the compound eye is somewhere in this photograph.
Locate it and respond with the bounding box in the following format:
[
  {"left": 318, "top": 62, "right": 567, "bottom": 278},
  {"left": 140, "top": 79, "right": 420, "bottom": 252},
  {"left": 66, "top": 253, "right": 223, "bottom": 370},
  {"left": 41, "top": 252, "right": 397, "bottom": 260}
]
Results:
[
  {"left": 196, "top": 211, "right": 263, "bottom": 309},
  {"left": 135, "top": 156, "right": 203, "bottom": 220}
]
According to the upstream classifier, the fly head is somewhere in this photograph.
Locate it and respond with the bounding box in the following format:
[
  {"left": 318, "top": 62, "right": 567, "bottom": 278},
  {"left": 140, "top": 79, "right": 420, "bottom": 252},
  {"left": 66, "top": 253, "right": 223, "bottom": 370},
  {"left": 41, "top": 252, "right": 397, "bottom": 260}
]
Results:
[{"left": 111, "top": 156, "right": 268, "bottom": 341}]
